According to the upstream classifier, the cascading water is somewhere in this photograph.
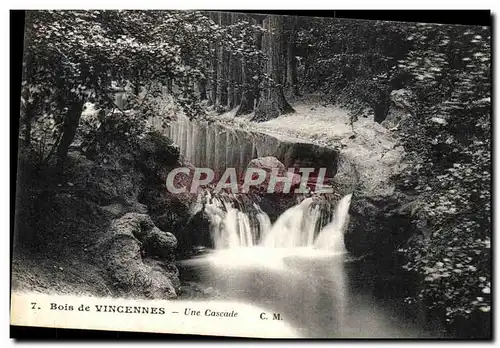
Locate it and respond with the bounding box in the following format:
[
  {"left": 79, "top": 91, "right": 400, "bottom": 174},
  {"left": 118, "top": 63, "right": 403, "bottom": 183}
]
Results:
[
  {"left": 262, "top": 198, "right": 319, "bottom": 248},
  {"left": 202, "top": 193, "right": 353, "bottom": 253},
  {"left": 203, "top": 192, "right": 272, "bottom": 249},
  {"left": 314, "top": 193, "right": 353, "bottom": 252}
]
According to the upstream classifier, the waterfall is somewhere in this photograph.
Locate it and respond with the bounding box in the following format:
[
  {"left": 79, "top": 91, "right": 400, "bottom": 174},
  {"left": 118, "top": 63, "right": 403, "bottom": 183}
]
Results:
[
  {"left": 164, "top": 113, "right": 353, "bottom": 253},
  {"left": 261, "top": 198, "right": 319, "bottom": 248},
  {"left": 203, "top": 194, "right": 353, "bottom": 252},
  {"left": 254, "top": 203, "right": 272, "bottom": 242},
  {"left": 204, "top": 193, "right": 268, "bottom": 249},
  {"left": 314, "top": 193, "right": 353, "bottom": 252}
]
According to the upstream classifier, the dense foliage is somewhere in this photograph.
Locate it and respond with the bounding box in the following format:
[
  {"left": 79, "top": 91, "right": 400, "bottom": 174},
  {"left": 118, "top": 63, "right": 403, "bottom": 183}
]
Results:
[
  {"left": 20, "top": 10, "right": 263, "bottom": 167},
  {"left": 296, "top": 18, "right": 411, "bottom": 118},
  {"left": 396, "top": 24, "right": 491, "bottom": 326}
]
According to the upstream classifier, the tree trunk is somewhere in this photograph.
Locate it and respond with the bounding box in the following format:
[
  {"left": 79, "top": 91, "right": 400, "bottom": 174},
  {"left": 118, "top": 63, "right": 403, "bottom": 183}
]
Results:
[
  {"left": 208, "top": 12, "right": 219, "bottom": 106},
  {"left": 216, "top": 12, "right": 229, "bottom": 109},
  {"left": 198, "top": 79, "right": 207, "bottom": 101},
  {"left": 56, "top": 99, "right": 85, "bottom": 167},
  {"left": 235, "top": 16, "right": 257, "bottom": 116},
  {"left": 182, "top": 57, "right": 191, "bottom": 99},
  {"left": 286, "top": 16, "right": 300, "bottom": 96},
  {"left": 133, "top": 67, "right": 141, "bottom": 96},
  {"left": 20, "top": 53, "right": 34, "bottom": 149},
  {"left": 282, "top": 18, "right": 288, "bottom": 87},
  {"left": 209, "top": 46, "right": 217, "bottom": 105},
  {"left": 227, "top": 51, "right": 235, "bottom": 109},
  {"left": 228, "top": 53, "right": 242, "bottom": 110},
  {"left": 235, "top": 58, "right": 255, "bottom": 116},
  {"left": 233, "top": 57, "right": 242, "bottom": 107},
  {"left": 254, "top": 15, "right": 294, "bottom": 121},
  {"left": 227, "top": 13, "right": 242, "bottom": 110},
  {"left": 227, "top": 14, "right": 235, "bottom": 109},
  {"left": 21, "top": 100, "right": 33, "bottom": 148},
  {"left": 253, "top": 18, "right": 264, "bottom": 110},
  {"left": 166, "top": 75, "right": 173, "bottom": 93},
  {"left": 374, "top": 89, "right": 391, "bottom": 123}
]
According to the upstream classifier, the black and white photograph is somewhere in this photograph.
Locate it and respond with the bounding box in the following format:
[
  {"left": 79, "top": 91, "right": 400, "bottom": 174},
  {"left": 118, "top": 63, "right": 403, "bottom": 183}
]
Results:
[{"left": 10, "top": 10, "right": 492, "bottom": 339}]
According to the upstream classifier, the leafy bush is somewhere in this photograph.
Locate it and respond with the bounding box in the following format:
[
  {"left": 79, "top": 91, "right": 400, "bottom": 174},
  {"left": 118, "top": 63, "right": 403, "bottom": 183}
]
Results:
[
  {"left": 394, "top": 24, "right": 491, "bottom": 326},
  {"left": 298, "top": 16, "right": 491, "bottom": 328}
]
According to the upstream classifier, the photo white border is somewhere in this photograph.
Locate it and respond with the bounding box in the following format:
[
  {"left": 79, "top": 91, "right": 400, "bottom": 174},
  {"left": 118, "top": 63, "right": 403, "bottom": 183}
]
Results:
[{"left": 1, "top": 3, "right": 497, "bottom": 347}]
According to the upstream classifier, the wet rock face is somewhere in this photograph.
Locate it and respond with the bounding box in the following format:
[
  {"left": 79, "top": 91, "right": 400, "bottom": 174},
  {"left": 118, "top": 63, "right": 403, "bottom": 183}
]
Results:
[
  {"left": 345, "top": 192, "right": 415, "bottom": 258},
  {"left": 140, "top": 188, "right": 197, "bottom": 254},
  {"left": 244, "top": 156, "right": 326, "bottom": 222},
  {"left": 283, "top": 142, "right": 339, "bottom": 179},
  {"left": 184, "top": 209, "right": 212, "bottom": 248}
]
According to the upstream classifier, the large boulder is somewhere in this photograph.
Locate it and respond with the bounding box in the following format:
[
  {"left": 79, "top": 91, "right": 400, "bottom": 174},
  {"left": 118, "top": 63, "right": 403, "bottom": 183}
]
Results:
[
  {"left": 245, "top": 156, "right": 302, "bottom": 194},
  {"left": 100, "top": 201, "right": 149, "bottom": 220},
  {"left": 381, "top": 89, "right": 415, "bottom": 130},
  {"left": 140, "top": 187, "right": 197, "bottom": 253},
  {"left": 107, "top": 212, "right": 177, "bottom": 259},
  {"left": 93, "top": 212, "right": 180, "bottom": 299},
  {"left": 246, "top": 156, "right": 285, "bottom": 170},
  {"left": 183, "top": 209, "right": 213, "bottom": 249},
  {"left": 336, "top": 92, "right": 413, "bottom": 260},
  {"left": 333, "top": 121, "right": 405, "bottom": 197}
]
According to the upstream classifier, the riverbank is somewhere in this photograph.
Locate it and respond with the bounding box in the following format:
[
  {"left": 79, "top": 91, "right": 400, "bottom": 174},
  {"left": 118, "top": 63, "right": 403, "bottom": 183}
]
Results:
[{"left": 12, "top": 131, "right": 183, "bottom": 300}]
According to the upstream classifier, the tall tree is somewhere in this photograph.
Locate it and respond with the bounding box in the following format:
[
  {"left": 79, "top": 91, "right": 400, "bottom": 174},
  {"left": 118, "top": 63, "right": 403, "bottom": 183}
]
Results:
[
  {"left": 227, "top": 13, "right": 237, "bottom": 109},
  {"left": 236, "top": 58, "right": 255, "bottom": 116},
  {"left": 253, "top": 15, "right": 294, "bottom": 121},
  {"left": 235, "top": 16, "right": 262, "bottom": 116},
  {"left": 252, "top": 17, "right": 264, "bottom": 112},
  {"left": 207, "top": 11, "right": 219, "bottom": 106},
  {"left": 286, "top": 15, "right": 300, "bottom": 96},
  {"left": 216, "top": 12, "right": 229, "bottom": 108},
  {"left": 232, "top": 57, "right": 242, "bottom": 108},
  {"left": 198, "top": 79, "right": 207, "bottom": 101}
]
